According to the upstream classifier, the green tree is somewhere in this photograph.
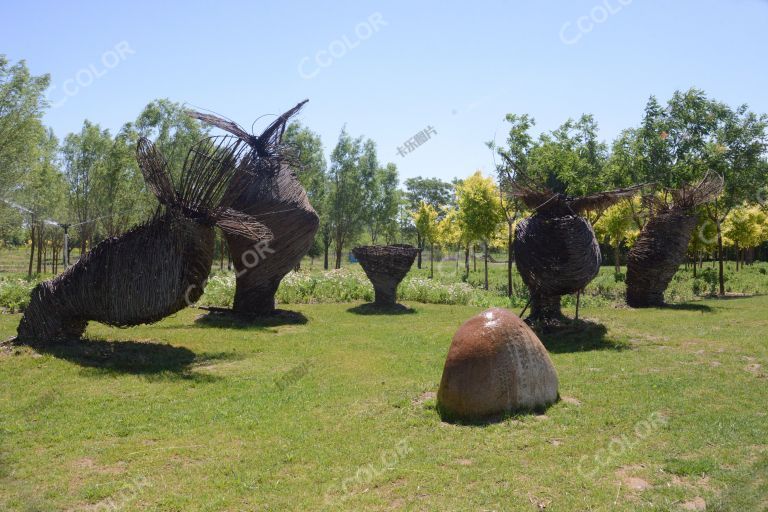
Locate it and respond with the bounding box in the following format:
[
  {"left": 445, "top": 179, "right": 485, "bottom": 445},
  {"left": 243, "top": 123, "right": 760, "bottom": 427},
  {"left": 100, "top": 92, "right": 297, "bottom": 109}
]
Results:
[
  {"left": 19, "top": 128, "right": 66, "bottom": 275},
  {"left": 283, "top": 122, "right": 328, "bottom": 267},
  {"left": 367, "top": 163, "right": 400, "bottom": 244},
  {"left": 704, "top": 102, "right": 768, "bottom": 292},
  {"left": 327, "top": 128, "right": 368, "bottom": 268},
  {"left": 61, "top": 121, "right": 111, "bottom": 254},
  {"left": 491, "top": 113, "right": 535, "bottom": 296},
  {"left": 0, "top": 56, "right": 50, "bottom": 199},
  {"left": 404, "top": 176, "right": 452, "bottom": 267},
  {"left": 135, "top": 99, "right": 207, "bottom": 181},
  {"left": 94, "top": 123, "right": 145, "bottom": 237}
]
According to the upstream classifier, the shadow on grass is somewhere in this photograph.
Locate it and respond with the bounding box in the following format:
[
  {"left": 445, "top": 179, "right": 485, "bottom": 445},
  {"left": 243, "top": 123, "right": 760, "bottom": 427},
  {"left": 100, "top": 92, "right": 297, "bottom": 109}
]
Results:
[
  {"left": 436, "top": 402, "right": 555, "bottom": 426},
  {"left": 534, "top": 319, "right": 629, "bottom": 353},
  {"left": 14, "top": 337, "right": 223, "bottom": 380},
  {"left": 658, "top": 302, "right": 714, "bottom": 312},
  {"left": 347, "top": 303, "right": 416, "bottom": 316},
  {"left": 193, "top": 307, "right": 308, "bottom": 329}
]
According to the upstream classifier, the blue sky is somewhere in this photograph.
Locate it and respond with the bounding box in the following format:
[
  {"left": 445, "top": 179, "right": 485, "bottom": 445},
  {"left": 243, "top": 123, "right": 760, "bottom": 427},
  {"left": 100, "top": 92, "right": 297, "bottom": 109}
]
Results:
[{"left": 3, "top": 0, "right": 767, "bottom": 183}]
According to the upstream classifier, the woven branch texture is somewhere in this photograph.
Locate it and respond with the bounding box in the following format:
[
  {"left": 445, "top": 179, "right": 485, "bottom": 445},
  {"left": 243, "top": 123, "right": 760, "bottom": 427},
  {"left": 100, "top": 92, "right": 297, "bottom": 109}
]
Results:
[
  {"left": 189, "top": 101, "right": 319, "bottom": 315},
  {"left": 514, "top": 211, "right": 601, "bottom": 321},
  {"left": 626, "top": 208, "right": 698, "bottom": 307},
  {"left": 352, "top": 245, "right": 419, "bottom": 305},
  {"left": 626, "top": 173, "right": 724, "bottom": 307},
  {"left": 17, "top": 135, "right": 269, "bottom": 342}
]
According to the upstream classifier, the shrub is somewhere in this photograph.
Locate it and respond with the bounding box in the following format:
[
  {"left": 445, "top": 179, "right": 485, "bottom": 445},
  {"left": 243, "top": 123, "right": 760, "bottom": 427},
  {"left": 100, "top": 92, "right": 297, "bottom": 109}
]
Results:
[{"left": 0, "top": 278, "right": 34, "bottom": 313}]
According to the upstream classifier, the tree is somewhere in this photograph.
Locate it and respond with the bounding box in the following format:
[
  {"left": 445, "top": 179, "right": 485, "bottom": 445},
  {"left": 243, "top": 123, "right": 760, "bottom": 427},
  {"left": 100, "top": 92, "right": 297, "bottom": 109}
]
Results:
[
  {"left": 413, "top": 201, "right": 439, "bottom": 278},
  {"left": 94, "top": 123, "right": 144, "bottom": 237},
  {"left": 704, "top": 103, "right": 768, "bottom": 293},
  {"left": 0, "top": 56, "right": 50, "bottom": 200},
  {"left": 367, "top": 163, "right": 400, "bottom": 244},
  {"left": 723, "top": 205, "right": 768, "bottom": 269},
  {"left": 283, "top": 122, "right": 328, "bottom": 268},
  {"left": 327, "top": 128, "right": 368, "bottom": 268},
  {"left": 437, "top": 206, "right": 462, "bottom": 273},
  {"left": 594, "top": 200, "right": 637, "bottom": 273},
  {"left": 455, "top": 171, "right": 503, "bottom": 289},
  {"left": 404, "top": 176, "right": 452, "bottom": 267},
  {"left": 61, "top": 121, "right": 111, "bottom": 255},
  {"left": 19, "top": 128, "right": 66, "bottom": 276},
  {"left": 614, "top": 89, "right": 765, "bottom": 304},
  {"left": 491, "top": 113, "right": 535, "bottom": 296},
  {"left": 135, "top": 99, "right": 207, "bottom": 181}
]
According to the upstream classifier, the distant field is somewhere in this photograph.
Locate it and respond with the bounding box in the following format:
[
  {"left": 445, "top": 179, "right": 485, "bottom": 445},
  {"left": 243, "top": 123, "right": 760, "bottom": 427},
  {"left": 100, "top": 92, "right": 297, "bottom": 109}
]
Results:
[{"left": 0, "top": 246, "right": 82, "bottom": 274}]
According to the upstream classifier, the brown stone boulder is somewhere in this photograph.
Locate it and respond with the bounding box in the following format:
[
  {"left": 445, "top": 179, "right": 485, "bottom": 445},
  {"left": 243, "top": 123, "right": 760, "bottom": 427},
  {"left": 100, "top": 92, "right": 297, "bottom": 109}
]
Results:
[{"left": 437, "top": 308, "right": 559, "bottom": 421}]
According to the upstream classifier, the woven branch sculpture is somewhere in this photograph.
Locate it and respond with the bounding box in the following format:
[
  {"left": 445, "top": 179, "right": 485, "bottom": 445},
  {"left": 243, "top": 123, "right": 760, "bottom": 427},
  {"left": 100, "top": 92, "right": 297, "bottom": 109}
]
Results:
[
  {"left": 189, "top": 101, "right": 319, "bottom": 316},
  {"left": 16, "top": 135, "right": 271, "bottom": 343},
  {"left": 626, "top": 173, "right": 724, "bottom": 307},
  {"left": 352, "top": 245, "right": 419, "bottom": 305},
  {"left": 512, "top": 183, "right": 643, "bottom": 324}
]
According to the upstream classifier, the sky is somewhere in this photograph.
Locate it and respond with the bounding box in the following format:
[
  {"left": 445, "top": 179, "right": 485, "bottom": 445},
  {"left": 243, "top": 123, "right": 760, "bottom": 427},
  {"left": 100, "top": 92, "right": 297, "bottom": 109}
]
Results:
[{"left": 3, "top": 0, "right": 768, "bottom": 183}]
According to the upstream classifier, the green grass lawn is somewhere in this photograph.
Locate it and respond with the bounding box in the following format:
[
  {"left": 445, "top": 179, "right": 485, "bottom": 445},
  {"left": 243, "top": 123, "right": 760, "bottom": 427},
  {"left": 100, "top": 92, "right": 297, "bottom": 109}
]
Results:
[{"left": 1, "top": 296, "right": 766, "bottom": 511}]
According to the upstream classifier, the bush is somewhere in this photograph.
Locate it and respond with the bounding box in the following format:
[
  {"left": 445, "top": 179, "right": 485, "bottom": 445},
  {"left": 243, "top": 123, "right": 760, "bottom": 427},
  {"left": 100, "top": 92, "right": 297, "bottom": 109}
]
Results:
[{"left": 0, "top": 277, "right": 34, "bottom": 313}]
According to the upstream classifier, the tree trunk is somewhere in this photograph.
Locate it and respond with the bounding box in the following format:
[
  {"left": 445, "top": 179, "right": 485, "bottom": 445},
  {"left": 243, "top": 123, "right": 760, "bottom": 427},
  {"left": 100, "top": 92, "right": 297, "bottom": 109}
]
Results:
[
  {"left": 472, "top": 247, "right": 476, "bottom": 272},
  {"left": 28, "top": 225, "right": 36, "bottom": 278},
  {"left": 323, "top": 241, "right": 330, "bottom": 270},
  {"left": 36, "top": 224, "right": 43, "bottom": 275},
  {"left": 416, "top": 233, "right": 423, "bottom": 269},
  {"left": 507, "top": 222, "right": 514, "bottom": 297},
  {"left": 717, "top": 221, "right": 725, "bottom": 296},
  {"left": 614, "top": 244, "right": 620, "bottom": 274},
  {"left": 484, "top": 241, "right": 489, "bottom": 291},
  {"left": 464, "top": 244, "right": 470, "bottom": 278},
  {"left": 334, "top": 243, "right": 343, "bottom": 269},
  {"left": 429, "top": 242, "right": 434, "bottom": 279}
]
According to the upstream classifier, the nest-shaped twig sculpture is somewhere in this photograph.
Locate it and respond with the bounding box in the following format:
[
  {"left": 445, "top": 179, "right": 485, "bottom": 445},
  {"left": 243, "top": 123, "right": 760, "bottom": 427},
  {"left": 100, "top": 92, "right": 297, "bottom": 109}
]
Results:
[
  {"left": 515, "top": 208, "right": 600, "bottom": 321},
  {"left": 189, "top": 101, "right": 319, "bottom": 315},
  {"left": 511, "top": 182, "right": 643, "bottom": 324},
  {"left": 16, "top": 135, "right": 271, "bottom": 343},
  {"left": 626, "top": 173, "right": 724, "bottom": 307},
  {"left": 352, "top": 245, "right": 419, "bottom": 305}
]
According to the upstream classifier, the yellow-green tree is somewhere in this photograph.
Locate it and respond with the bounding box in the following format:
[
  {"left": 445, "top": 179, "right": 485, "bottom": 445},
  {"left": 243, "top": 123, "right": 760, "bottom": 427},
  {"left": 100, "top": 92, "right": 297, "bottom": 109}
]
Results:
[
  {"left": 455, "top": 171, "right": 503, "bottom": 289},
  {"left": 413, "top": 201, "right": 439, "bottom": 278},
  {"left": 723, "top": 205, "right": 768, "bottom": 269},
  {"left": 594, "top": 199, "right": 637, "bottom": 273}
]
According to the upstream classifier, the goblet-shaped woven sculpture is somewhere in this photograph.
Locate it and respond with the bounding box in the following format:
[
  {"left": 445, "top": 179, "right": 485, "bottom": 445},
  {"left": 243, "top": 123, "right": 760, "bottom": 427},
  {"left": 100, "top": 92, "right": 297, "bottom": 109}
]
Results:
[{"left": 352, "top": 244, "right": 419, "bottom": 305}]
